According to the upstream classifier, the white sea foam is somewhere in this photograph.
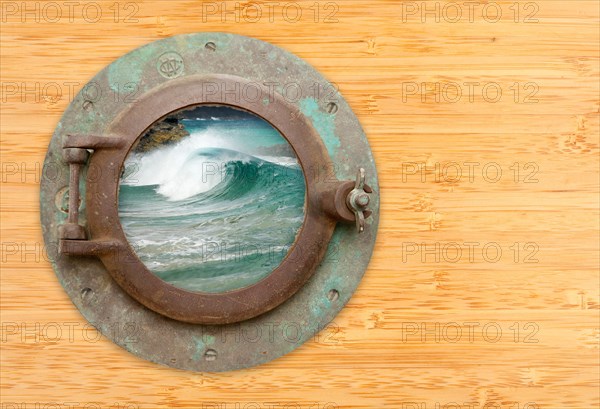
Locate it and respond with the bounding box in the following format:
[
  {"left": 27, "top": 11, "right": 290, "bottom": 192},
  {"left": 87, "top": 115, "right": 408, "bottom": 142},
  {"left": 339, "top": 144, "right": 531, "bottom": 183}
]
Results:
[{"left": 122, "top": 128, "right": 296, "bottom": 201}]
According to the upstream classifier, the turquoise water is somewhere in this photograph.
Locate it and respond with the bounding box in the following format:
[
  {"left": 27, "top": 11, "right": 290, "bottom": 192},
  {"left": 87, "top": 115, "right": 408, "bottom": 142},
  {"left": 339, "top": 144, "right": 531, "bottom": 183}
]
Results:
[{"left": 118, "top": 107, "right": 306, "bottom": 293}]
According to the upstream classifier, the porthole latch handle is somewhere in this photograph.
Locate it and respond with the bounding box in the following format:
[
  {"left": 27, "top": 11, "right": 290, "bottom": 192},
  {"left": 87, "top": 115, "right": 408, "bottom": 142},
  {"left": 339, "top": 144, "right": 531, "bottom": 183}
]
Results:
[{"left": 346, "top": 168, "right": 373, "bottom": 233}]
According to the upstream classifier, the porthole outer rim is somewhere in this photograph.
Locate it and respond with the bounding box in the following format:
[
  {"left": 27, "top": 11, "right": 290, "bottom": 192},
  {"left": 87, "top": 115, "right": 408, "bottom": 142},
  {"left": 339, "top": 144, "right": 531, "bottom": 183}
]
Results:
[{"left": 40, "top": 32, "right": 380, "bottom": 372}]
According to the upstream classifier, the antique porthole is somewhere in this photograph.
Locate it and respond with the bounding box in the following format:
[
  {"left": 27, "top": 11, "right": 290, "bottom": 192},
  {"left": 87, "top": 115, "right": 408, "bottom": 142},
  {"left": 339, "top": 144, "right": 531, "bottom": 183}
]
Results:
[{"left": 40, "top": 33, "right": 379, "bottom": 371}]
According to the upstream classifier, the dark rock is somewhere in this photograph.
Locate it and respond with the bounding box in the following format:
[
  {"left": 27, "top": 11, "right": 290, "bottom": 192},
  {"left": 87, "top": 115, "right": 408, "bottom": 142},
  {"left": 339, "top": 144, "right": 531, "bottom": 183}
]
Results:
[{"left": 134, "top": 115, "right": 190, "bottom": 153}]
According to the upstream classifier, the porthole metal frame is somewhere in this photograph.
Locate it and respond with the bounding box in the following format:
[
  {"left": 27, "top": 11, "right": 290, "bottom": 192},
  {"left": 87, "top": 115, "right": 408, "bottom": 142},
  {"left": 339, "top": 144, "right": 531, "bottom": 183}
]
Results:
[{"left": 40, "top": 33, "right": 379, "bottom": 371}]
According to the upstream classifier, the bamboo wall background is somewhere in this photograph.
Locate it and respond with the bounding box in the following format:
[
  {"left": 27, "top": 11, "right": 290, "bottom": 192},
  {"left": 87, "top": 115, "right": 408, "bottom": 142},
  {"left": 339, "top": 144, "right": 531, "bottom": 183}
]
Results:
[{"left": 1, "top": 1, "right": 599, "bottom": 408}]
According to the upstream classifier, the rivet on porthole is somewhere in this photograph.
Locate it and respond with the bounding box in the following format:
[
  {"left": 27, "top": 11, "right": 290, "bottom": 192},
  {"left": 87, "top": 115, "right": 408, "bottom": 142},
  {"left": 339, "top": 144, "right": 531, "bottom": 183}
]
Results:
[{"left": 40, "top": 33, "right": 379, "bottom": 372}]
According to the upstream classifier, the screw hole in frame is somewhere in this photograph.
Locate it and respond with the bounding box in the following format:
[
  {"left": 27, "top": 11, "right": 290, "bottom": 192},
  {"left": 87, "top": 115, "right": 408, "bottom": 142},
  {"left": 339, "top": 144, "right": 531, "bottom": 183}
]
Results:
[
  {"left": 204, "top": 349, "right": 217, "bottom": 361},
  {"left": 81, "top": 287, "right": 94, "bottom": 300},
  {"left": 326, "top": 102, "right": 338, "bottom": 114},
  {"left": 327, "top": 289, "right": 339, "bottom": 302}
]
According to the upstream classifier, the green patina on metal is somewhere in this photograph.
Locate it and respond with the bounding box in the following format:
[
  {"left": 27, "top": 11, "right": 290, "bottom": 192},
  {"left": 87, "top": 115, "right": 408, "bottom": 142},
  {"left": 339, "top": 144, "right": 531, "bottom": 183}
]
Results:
[
  {"left": 108, "top": 45, "right": 156, "bottom": 94},
  {"left": 40, "top": 33, "right": 379, "bottom": 372},
  {"left": 299, "top": 97, "right": 340, "bottom": 160}
]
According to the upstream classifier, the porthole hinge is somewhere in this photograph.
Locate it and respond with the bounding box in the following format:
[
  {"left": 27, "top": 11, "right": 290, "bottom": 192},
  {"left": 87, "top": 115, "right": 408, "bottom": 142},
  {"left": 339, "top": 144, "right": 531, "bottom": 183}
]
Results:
[{"left": 59, "top": 134, "right": 125, "bottom": 251}]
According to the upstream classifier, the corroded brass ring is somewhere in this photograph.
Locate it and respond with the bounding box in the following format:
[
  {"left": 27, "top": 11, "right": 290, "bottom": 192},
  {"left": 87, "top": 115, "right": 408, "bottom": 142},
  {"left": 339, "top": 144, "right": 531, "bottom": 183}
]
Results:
[
  {"left": 69, "top": 75, "right": 341, "bottom": 324},
  {"left": 41, "top": 33, "right": 379, "bottom": 371}
]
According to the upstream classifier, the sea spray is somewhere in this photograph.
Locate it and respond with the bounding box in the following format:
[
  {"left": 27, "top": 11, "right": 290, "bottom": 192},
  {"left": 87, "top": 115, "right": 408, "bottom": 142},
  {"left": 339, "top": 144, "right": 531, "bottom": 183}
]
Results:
[{"left": 118, "top": 107, "right": 306, "bottom": 293}]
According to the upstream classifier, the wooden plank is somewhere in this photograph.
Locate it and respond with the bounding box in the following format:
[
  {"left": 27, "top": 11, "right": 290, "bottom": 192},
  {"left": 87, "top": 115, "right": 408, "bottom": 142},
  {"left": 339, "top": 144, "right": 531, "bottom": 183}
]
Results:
[{"left": 1, "top": 1, "right": 599, "bottom": 408}]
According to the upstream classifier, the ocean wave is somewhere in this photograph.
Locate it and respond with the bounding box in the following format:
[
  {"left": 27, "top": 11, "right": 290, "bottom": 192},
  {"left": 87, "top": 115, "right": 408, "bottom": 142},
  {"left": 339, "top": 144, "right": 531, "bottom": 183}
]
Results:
[
  {"left": 118, "top": 125, "right": 306, "bottom": 293},
  {"left": 121, "top": 127, "right": 301, "bottom": 201}
]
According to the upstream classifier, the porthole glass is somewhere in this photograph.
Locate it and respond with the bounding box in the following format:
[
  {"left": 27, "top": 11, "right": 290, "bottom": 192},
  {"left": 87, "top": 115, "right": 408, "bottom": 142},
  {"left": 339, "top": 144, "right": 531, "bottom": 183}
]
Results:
[{"left": 118, "top": 105, "right": 306, "bottom": 293}]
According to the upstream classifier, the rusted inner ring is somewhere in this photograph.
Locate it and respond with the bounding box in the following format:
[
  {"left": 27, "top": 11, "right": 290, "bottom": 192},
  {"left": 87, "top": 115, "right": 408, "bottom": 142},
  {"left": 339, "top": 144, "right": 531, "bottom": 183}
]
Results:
[{"left": 86, "top": 74, "right": 338, "bottom": 325}]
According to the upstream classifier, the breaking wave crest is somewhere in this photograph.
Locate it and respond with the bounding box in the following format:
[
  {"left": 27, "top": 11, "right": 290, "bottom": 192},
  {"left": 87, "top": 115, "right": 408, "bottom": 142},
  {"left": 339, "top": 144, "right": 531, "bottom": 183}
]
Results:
[{"left": 118, "top": 127, "right": 306, "bottom": 293}]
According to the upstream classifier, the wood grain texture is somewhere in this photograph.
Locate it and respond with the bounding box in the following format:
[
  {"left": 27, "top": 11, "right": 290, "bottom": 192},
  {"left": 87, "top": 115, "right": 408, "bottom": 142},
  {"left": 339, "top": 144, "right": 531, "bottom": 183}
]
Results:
[{"left": 1, "top": 1, "right": 599, "bottom": 408}]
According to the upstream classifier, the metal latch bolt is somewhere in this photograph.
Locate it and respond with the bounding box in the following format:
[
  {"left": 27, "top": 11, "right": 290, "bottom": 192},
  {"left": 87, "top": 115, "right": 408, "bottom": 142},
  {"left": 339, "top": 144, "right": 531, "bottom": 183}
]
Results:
[{"left": 346, "top": 168, "right": 373, "bottom": 233}]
